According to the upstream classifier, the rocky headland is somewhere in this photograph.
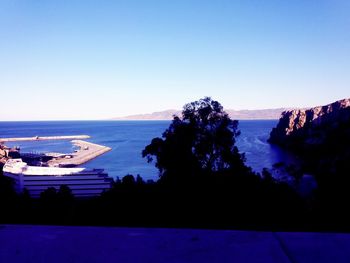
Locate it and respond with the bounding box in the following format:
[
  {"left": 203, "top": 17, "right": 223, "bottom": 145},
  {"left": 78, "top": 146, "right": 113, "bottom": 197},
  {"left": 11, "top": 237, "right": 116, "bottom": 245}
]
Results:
[
  {"left": 269, "top": 98, "right": 350, "bottom": 177},
  {"left": 269, "top": 98, "right": 350, "bottom": 146}
]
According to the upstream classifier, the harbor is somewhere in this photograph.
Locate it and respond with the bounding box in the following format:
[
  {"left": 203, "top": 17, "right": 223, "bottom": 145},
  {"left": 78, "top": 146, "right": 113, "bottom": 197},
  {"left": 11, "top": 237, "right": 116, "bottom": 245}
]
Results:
[
  {"left": 0, "top": 135, "right": 111, "bottom": 167},
  {"left": 0, "top": 135, "right": 113, "bottom": 197}
]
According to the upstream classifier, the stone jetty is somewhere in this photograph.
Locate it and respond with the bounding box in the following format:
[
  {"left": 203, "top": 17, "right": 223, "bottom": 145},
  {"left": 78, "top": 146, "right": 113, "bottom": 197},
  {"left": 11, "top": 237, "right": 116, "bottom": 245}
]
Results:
[
  {"left": 47, "top": 140, "right": 111, "bottom": 167},
  {"left": 0, "top": 135, "right": 90, "bottom": 143}
]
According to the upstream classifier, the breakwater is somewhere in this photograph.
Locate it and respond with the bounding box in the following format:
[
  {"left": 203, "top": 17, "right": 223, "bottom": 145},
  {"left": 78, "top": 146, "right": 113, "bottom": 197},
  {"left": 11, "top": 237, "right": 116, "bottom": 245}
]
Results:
[
  {"left": 0, "top": 135, "right": 90, "bottom": 143},
  {"left": 47, "top": 140, "right": 111, "bottom": 167}
]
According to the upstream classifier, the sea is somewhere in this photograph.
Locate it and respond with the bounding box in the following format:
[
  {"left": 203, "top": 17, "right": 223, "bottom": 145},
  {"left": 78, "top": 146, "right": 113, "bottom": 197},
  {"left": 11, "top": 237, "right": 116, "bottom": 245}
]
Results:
[{"left": 0, "top": 120, "right": 297, "bottom": 181}]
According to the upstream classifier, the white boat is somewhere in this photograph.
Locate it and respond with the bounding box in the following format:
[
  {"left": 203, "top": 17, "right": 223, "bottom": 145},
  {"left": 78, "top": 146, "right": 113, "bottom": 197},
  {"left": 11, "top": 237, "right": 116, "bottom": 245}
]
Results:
[{"left": 3, "top": 159, "right": 113, "bottom": 198}]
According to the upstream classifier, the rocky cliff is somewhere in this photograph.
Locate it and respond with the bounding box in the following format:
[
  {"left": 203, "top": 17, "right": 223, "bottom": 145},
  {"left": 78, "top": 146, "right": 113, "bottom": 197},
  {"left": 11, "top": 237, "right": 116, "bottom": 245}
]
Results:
[
  {"left": 269, "top": 98, "right": 350, "bottom": 148},
  {"left": 269, "top": 98, "right": 350, "bottom": 178}
]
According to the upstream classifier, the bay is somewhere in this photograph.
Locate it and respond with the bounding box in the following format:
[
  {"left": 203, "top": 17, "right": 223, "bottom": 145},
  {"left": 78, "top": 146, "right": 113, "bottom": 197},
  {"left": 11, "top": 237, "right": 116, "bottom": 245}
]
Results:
[{"left": 0, "top": 120, "right": 294, "bottom": 180}]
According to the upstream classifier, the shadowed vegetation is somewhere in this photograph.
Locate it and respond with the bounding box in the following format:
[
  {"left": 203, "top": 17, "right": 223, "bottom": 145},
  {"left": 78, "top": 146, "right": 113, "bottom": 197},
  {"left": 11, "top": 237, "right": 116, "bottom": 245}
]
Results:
[{"left": 1, "top": 98, "right": 350, "bottom": 231}]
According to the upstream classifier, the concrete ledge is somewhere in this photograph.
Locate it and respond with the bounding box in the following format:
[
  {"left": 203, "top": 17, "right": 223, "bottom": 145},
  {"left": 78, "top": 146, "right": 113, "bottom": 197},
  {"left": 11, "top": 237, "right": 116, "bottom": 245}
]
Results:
[{"left": 1, "top": 225, "right": 350, "bottom": 263}]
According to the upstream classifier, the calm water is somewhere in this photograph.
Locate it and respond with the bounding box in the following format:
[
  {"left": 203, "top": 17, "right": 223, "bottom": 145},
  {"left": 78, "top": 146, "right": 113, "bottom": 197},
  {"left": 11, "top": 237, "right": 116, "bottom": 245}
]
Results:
[{"left": 0, "top": 120, "right": 295, "bottom": 180}]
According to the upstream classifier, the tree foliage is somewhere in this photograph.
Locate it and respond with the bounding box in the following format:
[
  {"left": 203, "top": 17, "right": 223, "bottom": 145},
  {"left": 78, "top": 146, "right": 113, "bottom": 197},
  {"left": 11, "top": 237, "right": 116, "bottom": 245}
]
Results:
[{"left": 142, "top": 97, "right": 249, "bottom": 182}]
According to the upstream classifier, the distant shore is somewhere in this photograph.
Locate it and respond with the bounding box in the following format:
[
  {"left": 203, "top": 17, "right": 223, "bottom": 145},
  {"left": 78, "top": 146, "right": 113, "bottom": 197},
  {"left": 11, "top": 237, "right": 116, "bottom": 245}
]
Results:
[{"left": 112, "top": 108, "right": 288, "bottom": 121}]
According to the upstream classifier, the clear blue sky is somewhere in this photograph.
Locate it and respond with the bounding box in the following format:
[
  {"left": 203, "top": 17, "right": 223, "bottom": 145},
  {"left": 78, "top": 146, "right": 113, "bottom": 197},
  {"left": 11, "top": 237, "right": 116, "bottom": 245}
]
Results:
[{"left": 0, "top": 0, "right": 349, "bottom": 120}]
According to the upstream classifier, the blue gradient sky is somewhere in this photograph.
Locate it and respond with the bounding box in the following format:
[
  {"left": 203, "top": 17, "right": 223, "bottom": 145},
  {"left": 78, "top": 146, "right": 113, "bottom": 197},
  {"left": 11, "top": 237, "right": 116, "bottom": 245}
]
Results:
[{"left": 0, "top": 0, "right": 349, "bottom": 120}]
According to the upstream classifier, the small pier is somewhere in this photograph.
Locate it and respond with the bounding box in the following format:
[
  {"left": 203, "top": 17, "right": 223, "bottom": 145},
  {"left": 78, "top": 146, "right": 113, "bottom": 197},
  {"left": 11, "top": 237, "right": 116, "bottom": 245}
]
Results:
[
  {"left": 47, "top": 140, "right": 111, "bottom": 167},
  {"left": 0, "top": 135, "right": 90, "bottom": 143}
]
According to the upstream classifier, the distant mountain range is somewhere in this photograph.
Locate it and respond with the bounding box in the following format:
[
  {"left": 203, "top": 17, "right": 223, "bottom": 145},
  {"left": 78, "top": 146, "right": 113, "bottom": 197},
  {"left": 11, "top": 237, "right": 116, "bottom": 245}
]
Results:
[{"left": 112, "top": 108, "right": 289, "bottom": 120}]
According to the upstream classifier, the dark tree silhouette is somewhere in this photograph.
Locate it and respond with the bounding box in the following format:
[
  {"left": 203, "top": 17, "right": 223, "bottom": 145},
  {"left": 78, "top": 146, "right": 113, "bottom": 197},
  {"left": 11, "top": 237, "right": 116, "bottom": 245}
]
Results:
[
  {"left": 57, "top": 185, "right": 74, "bottom": 202},
  {"left": 142, "top": 97, "right": 250, "bottom": 182},
  {"left": 40, "top": 187, "right": 57, "bottom": 200},
  {"left": 122, "top": 174, "right": 136, "bottom": 186}
]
